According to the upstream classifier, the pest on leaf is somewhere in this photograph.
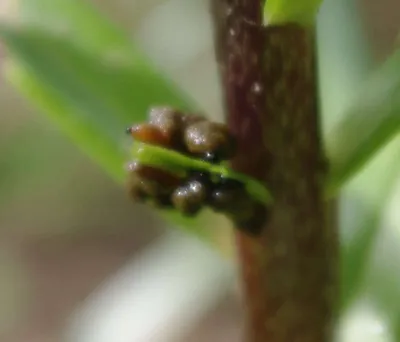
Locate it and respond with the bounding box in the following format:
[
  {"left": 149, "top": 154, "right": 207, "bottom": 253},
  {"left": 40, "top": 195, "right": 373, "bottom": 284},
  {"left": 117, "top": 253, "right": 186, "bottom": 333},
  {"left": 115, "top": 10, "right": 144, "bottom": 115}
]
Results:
[
  {"left": 126, "top": 107, "right": 237, "bottom": 163},
  {"left": 125, "top": 107, "right": 269, "bottom": 235}
]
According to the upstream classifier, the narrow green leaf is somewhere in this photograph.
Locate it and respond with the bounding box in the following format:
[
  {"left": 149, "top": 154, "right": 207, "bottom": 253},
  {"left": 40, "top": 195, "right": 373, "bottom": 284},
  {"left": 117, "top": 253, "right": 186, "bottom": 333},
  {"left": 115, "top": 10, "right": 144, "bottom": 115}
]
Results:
[
  {"left": 5, "top": 60, "right": 127, "bottom": 182},
  {"left": 0, "top": 26, "right": 196, "bottom": 121},
  {"left": 317, "top": 0, "right": 373, "bottom": 133},
  {"left": 19, "top": 0, "right": 141, "bottom": 56},
  {"left": 263, "top": 0, "right": 322, "bottom": 25},
  {"left": 0, "top": 24, "right": 217, "bottom": 239},
  {"left": 326, "top": 49, "right": 400, "bottom": 195},
  {"left": 5, "top": 61, "right": 216, "bottom": 239},
  {"left": 130, "top": 142, "right": 272, "bottom": 205},
  {"left": 317, "top": 0, "right": 375, "bottom": 311},
  {"left": 0, "top": 24, "right": 196, "bottom": 179},
  {"left": 340, "top": 137, "right": 400, "bottom": 311},
  {"left": 357, "top": 141, "right": 400, "bottom": 337}
]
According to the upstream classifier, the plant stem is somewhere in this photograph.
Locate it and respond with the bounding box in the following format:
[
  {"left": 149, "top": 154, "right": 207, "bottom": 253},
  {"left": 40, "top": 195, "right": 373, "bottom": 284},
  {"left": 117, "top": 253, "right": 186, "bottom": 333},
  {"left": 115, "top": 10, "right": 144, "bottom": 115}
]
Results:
[{"left": 210, "top": 1, "right": 338, "bottom": 341}]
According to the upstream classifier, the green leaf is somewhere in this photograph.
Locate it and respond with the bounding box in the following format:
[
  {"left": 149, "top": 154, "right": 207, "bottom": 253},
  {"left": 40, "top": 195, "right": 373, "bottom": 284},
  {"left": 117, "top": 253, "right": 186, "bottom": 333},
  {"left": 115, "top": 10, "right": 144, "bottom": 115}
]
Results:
[
  {"left": 130, "top": 142, "right": 272, "bottom": 205},
  {"left": 340, "top": 137, "right": 400, "bottom": 311},
  {"left": 0, "top": 6, "right": 219, "bottom": 240},
  {"left": 5, "top": 60, "right": 216, "bottom": 240},
  {"left": 326, "top": 48, "right": 400, "bottom": 196},
  {"left": 4, "top": 60, "right": 127, "bottom": 182},
  {"left": 0, "top": 126, "right": 70, "bottom": 205},
  {"left": 356, "top": 140, "right": 400, "bottom": 337},
  {"left": 1, "top": 25, "right": 196, "bottom": 121},
  {"left": 18, "top": 0, "right": 141, "bottom": 56},
  {"left": 317, "top": 0, "right": 373, "bottom": 133},
  {"left": 317, "top": 0, "right": 383, "bottom": 312},
  {"left": 263, "top": 0, "right": 322, "bottom": 25}
]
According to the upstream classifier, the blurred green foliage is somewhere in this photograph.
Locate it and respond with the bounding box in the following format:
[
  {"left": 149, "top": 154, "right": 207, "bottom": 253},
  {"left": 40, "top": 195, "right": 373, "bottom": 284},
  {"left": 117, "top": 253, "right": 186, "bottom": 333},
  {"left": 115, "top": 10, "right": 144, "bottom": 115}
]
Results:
[
  {"left": 0, "top": 0, "right": 219, "bottom": 240},
  {"left": 318, "top": 0, "right": 400, "bottom": 317},
  {"left": 326, "top": 50, "right": 400, "bottom": 195}
]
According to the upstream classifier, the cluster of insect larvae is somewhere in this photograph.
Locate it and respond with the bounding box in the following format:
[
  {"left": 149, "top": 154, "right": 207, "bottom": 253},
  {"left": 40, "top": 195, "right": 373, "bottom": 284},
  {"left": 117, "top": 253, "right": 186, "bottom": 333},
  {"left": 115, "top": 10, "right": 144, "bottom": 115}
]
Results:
[{"left": 126, "top": 107, "right": 266, "bottom": 231}]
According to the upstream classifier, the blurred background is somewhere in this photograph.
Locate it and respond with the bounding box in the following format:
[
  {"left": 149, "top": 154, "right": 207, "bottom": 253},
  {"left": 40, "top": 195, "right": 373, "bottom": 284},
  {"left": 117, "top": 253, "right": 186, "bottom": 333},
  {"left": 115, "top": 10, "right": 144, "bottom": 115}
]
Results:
[{"left": 0, "top": 0, "right": 400, "bottom": 341}]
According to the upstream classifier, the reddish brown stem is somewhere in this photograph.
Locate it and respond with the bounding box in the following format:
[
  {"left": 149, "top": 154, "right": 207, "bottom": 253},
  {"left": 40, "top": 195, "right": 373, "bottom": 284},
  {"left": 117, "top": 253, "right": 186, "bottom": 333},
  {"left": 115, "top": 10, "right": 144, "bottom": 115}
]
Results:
[{"left": 211, "top": 1, "right": 338, "bottom": 341}]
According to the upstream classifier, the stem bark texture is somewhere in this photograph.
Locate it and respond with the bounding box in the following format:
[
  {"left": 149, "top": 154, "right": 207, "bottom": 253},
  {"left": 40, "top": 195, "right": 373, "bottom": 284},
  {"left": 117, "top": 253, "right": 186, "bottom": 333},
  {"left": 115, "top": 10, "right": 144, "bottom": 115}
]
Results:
[{"left": 210, "top": 1, "right": 338, "bottom": 341}]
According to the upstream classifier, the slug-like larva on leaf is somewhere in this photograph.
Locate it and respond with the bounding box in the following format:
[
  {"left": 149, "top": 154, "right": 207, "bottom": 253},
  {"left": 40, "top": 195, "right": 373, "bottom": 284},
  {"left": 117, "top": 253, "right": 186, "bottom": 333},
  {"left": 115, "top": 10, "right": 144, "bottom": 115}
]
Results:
[
  {"left": 125, "top": 107, "right": 268, "bottom": 235},
  {"left": 127, "top": 123, "right": 171, "bottom": 148},
  {"left": 171, "top": 179, "right": 209, "bottom": 216},
  {"left": 126, "top": 161, "right": 180, "bottom": 209},
  {"left": 184, "top": 121, "right": 237, "bottom": 163},
  {"left": 130, "top": 107, "right": 237, "bottom": 163}
]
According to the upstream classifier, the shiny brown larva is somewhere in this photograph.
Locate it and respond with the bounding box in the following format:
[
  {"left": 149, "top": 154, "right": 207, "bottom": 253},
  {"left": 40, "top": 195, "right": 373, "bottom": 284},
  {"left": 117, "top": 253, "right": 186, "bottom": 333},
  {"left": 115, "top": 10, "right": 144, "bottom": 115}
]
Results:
[
  {"left": 148, "top": 107, "right": 187, "bottom": 152},
  {"left": 126, "top": 123, "right": 171, "bottom": 148},
  {"left": 169, "top": 171, "right": 212, "bottom": 217},
  {"left": 142, "top": 107, "right": 237, "bottom": 163},
  {"left": 127, "top": 162, "right": 181, "bottom": 188},
  {"left": 209, "top": 176, "right": 267, "bottom": 235},
  {"left": 126, "top": 107, "right": 265, "bottom": 234},
  {"left": 171, "top": 179, "right": 209, "bottom": 216},
  {"left": 209, "top": 179, "right": 251, "bottom": 215},
  {"left": 183, "top": 121, "right": 237, "bottom": 163},
  {"left": 149, "top": 107, "right": 206, "bottom": 136},
  {"left": 149, "top": 107, "right": 184, "bottom": 135},
  {"left": 180, "top": 112, "right": 206, "bottom": 127},
  {"left": 127, "top": 161, "right": 265, "bottom": 234},
  {"left": 126, "top": 162, "right": 181, "bottom": 209}
]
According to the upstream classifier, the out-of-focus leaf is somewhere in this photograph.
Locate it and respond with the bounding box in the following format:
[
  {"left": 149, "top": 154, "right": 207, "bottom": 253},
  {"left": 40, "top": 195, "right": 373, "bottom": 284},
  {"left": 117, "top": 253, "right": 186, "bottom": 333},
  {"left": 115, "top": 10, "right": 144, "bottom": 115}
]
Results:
[
  {"left": 4, "top": 59, "right": 127, "bottom": 181},
  {"left": 1, "top": 26, "right": 195, "bottom": 124},
  {"left": 0, "top": 127, "right": 70, "bottom": 204},
  {"left": 320, "top": 0, "right": 400, "bottom": 325},
  {"left": 0, "top": 13, "right": 219, "bottom": 241},
  {"left": 339, "top": 137, "right": 400, "bottom": 311},
  {"left": 263, "top": 0, "right": 322, "bottom": 25},
  {"left": 317, "top": 0, "right": 373, "bottom": 133},
  {"left": 19, "top": 0, "right": 141, "bottom": 56},
  {"left": 326, "top": 48, "right": 400, "bottom": 195},
  {"left": 5, "top": 61, "right": 217, "bottom": 240},
  {"left": 360, "top": 162, "right": 400, "bottom": 340},
  {"left": 317, "top": 0, "right": 377, "bottom": 312},
  {"left": 0, "top": 23, "right": 196, "bottom": 181}
]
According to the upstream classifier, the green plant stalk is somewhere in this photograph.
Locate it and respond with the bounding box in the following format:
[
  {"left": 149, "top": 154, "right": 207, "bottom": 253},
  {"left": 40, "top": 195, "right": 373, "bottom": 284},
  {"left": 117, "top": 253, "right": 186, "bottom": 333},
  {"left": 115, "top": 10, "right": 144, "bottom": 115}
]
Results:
[{"left": 211, "top": 1, "right": 337, "bottom": 341}]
